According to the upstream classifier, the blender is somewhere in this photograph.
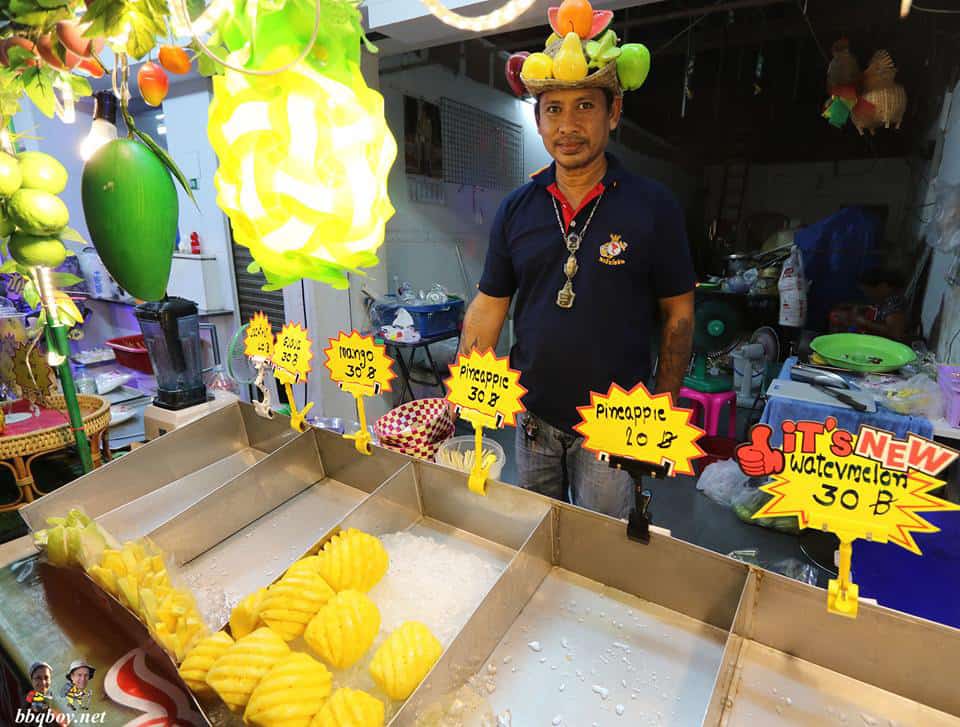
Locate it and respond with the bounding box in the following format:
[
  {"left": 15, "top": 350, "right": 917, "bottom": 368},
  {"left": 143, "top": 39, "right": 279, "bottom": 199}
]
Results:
[{"left": 136, "top": 297, "right": 227, "bottom": 438}]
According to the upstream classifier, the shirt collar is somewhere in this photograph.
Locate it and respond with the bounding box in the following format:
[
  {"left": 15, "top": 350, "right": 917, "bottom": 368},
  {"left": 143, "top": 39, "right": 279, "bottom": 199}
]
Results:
[{"left": 531, "top": 152, "right": 625, "bottom": 188}]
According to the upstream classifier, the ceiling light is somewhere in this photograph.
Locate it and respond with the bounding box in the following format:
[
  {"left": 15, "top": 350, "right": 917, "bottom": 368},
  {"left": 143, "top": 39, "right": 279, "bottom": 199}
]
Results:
[{"left": 418, "top": 0, "right": 536, "bottom": 32}]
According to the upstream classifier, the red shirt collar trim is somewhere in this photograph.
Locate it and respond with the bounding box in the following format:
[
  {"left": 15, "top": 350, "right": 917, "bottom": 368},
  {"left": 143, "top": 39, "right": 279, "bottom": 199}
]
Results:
[{"left": 546, "top": 182, "right": 605, "bottom": 233}]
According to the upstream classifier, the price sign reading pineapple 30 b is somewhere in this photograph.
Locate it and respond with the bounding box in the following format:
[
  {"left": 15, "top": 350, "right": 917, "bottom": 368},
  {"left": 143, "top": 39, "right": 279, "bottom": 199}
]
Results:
[
  {"left": 575, "top": 383, "right": 705, "bottom": 476},
  {"left": 323, "top": 331, "right": 396, "bottom": 395},
  {"left": 272, "top": 322, "right": 313, "bottom": 385},
  {"left": 244, "top": 311, "right": 274, "bottom": 359},
  {"left": 445, "top": 350, "right": 526, "bottom": 429}
]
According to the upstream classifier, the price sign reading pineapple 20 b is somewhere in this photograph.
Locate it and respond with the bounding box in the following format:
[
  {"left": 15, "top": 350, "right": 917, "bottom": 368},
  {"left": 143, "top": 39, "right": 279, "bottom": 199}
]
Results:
[
  {"left": 739, "top": 419, "right": 960, "bottom": 552},
  {"left": 323, "top": 331, "right": 396, "bottom": 395},
  {"left": 575, "top": 383, "right": 705, "bottom": 476},
  {"left": 244, "top": 311, "right": 274, "bottom": 360},
  {"left": 272, "top": 322, "right": 313, "bottom": 385},
  {"left": 445, "top": 350, "right": 526, "bottom": 429}
]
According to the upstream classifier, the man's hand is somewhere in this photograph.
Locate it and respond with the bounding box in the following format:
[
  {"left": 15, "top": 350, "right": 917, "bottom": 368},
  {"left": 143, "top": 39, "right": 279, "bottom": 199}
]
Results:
[{"left": 736, "top": 425, "right": 785, "bottom": 477}]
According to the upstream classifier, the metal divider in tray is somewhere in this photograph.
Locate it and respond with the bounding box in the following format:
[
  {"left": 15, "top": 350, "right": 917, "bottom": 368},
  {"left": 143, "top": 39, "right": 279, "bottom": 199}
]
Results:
[{"left": 19, "top": 404, "right": 300, "bottom": 540}]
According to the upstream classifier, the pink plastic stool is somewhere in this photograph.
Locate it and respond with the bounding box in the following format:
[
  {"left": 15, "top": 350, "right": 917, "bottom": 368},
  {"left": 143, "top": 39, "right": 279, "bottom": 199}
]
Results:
[{"left": 678, "top": 386, "right": 737, "bottom": 437}]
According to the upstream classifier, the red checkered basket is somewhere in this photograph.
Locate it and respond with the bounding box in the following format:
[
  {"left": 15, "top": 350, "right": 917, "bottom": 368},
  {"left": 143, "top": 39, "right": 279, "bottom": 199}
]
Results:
[{"left": 375, "top": 398, "right": 455, "bottom": 459}]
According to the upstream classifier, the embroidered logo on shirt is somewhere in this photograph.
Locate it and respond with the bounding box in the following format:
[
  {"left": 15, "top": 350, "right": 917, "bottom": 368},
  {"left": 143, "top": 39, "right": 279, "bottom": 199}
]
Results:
[{"left": 599, "top": 234, "right": 628, "bottom": 266}]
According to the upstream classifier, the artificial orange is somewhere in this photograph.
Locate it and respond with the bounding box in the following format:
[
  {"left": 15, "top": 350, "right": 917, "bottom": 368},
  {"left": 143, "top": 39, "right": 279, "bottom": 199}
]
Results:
[{"left": 556, "top": 0, "right": 594, "bottom": 39}]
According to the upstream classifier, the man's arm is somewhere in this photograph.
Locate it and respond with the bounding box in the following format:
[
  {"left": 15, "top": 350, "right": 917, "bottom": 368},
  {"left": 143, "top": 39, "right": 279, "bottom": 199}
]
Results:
[
  {"left": 459, "top": 292, "right": 511, "bottom": 355},
  {"left": 654, "top": 290, "right": 694, "bottom": 398}
]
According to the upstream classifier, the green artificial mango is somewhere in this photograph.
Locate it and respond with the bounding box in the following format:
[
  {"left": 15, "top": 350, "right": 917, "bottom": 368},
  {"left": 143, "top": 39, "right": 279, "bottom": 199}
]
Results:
[{"left": 81, "top": 139, "right": 178, "bottom": 301}]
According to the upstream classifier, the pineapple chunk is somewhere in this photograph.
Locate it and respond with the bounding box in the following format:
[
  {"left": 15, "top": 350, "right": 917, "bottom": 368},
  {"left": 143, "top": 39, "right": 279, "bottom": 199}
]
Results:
[
  {"left": 179, "top": 631, "right": 234, "bottom": 695},
  {"left": 206, "top": 627, "right": 290, "bottom": 713},
  {"left": 230, "top": 587, "right": 267, "bottom": 640},
  {"left": 244, "top": 652, "right": 331, "bottom": 726},
  {"left": 310, "top": 688, "right": 384, "bottom": 727},
  {"left": 369, "top": 622, "right": 441, "bottom": 701},
  {"left": 117, "top": 575, "right": 140, "bottom": 611}
]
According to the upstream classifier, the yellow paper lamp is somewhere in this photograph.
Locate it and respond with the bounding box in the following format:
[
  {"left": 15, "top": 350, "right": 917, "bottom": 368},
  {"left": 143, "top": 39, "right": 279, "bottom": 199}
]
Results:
[{"left": 207, "top": 49, "right": 397, "bottom": 290}]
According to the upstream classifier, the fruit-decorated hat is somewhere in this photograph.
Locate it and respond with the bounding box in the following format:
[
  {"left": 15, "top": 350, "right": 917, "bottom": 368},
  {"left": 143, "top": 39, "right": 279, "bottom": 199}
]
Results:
[{"left": 507, "top": 0, "right": 651, "bottom": 99}]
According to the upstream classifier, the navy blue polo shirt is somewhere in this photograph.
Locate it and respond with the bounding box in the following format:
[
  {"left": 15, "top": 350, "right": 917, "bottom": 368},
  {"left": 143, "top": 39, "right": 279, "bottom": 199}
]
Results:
[{"left": 478, "top": 153, "right": 695, "bottom": 433}]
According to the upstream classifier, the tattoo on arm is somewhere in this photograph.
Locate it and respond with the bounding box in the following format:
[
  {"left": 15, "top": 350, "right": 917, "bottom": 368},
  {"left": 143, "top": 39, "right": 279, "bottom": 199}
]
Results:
[{"left": 655, "top": 317, "right": 693, "bottom": 397}]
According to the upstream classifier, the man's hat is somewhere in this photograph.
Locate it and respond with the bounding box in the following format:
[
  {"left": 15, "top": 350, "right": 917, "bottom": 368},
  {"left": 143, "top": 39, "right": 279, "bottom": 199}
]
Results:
[
  {"left": 66, "top": 660, "right": 96, "bottom": 680},
  {"left": 28, "top": 662, "right": 51, "bottom": 679},
  {"left": 522, "top": 38, "right": 621, "bottom": 98}
]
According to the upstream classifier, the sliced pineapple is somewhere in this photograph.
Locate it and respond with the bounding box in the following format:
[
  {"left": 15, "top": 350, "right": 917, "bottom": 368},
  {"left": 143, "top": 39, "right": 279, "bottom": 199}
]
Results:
[
  {"left": 315, "top": 529, "right": 388, "bottom": 593},
  {"left": 179, "top": 631, "right": 234, "bottom": 696},
  {"left": 230, "top": 587, "right": 267, "bottom": 640},
  {"left": 310, "top": 688, "right": 384, "bottom": 727},
  {"left": 206, "top": 626, "right": 290, "bottom": 713},
  {"left": 260, "top": 570, "right": 335, "bottom": 641},
  {"left": 369, "top": 621, "right": 442, "bottom": 701},
  {"left": 244, "top": 652, "right": 332, "bottom": 727},
  {"left": 304, "top": 590, "right": 380, "bottom": 670}
]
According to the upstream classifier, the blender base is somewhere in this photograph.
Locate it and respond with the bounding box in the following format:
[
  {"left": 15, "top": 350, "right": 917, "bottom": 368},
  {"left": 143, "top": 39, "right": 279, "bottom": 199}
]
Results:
[{"left": 143, "top": 394, "right": 237, "bottom": 440}]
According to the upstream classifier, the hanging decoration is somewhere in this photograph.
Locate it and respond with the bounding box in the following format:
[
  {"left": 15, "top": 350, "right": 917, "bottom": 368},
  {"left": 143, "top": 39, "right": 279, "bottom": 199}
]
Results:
[
  {"left": 823, "top": 41, "right": 907, "bottom": 135},
  {"left": 204, "top": 0, "right": 397, "bottom": 290}
]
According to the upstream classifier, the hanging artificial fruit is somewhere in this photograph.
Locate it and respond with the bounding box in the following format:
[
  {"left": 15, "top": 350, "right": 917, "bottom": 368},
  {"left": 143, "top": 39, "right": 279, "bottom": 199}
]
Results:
[
  {"left": 1, "top": 151, "right": 77, "bottom": 271},
  {"left": 159, "top": 46, "right": 191, "bottom": 75},
  {"left": 137, "top": 62, "right": 169, "bottom": 106},
  {"left": 81, "top": 139, "right": 178, "bottom": 301}
]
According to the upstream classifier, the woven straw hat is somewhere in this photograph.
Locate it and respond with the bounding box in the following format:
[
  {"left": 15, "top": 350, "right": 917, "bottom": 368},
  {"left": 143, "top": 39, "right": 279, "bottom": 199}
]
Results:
[{"left": 522, "top": 38, "right": 621, "bottom": 98}]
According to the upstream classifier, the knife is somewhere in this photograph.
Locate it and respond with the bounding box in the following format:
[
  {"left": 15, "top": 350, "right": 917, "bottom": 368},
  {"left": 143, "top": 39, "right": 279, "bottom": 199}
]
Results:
[{"left": 811, "top": 382, "right": 868, "bottom": 412}]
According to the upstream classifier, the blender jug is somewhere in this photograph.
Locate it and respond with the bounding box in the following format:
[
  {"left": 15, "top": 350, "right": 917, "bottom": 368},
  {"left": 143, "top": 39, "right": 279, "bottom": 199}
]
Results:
[{"left": 135, "top": 297, "right": 208, "bottom": 409}]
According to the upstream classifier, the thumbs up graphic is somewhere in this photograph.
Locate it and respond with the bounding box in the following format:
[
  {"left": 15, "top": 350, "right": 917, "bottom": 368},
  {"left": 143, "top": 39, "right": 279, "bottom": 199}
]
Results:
[{"left": 736, "top": 425, "right": 785, "bottom": 477}]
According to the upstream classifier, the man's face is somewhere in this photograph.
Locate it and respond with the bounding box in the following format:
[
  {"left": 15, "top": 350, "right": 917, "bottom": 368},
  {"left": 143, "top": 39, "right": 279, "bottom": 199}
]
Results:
[
  {"left": 71, "top": 668, "right": 91, "bottom": 689},
  {"left": 32, "top": 667, "right": 51, "bottom": 693},
  {"left": 537, "top": 88, "right": 621, "bottom": 171}
]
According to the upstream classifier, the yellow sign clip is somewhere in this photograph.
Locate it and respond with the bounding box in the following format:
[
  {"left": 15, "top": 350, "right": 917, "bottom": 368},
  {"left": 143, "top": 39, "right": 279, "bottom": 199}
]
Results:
[
  {"left": 445, "top": 350, "right": 526, "bottom": 495},
  {"left": 324, "top": 331, "right": 396, "bottom": 456},
  {"left": 272, "top": 322, "right": 314, "bottom": 433}
]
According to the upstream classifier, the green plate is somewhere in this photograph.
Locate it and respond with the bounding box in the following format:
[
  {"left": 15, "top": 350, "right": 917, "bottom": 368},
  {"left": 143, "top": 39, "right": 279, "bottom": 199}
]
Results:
[{"left": 810, "top": 333, "right": 916, "bottom": 373}]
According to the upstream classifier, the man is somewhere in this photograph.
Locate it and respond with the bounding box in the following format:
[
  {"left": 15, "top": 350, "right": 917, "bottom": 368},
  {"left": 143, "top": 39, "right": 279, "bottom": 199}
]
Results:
[
  {"left": 460, "top": 73, "right": 695, "bottom": 519},
  {"left": 62, "top": 660, "right": 95, "bottom": 712}
]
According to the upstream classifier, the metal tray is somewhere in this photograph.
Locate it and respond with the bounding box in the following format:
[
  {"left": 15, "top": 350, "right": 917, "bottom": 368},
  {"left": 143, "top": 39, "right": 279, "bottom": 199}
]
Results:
[{"left": 15, "top": 402, "right": 960, "bottom": 726}]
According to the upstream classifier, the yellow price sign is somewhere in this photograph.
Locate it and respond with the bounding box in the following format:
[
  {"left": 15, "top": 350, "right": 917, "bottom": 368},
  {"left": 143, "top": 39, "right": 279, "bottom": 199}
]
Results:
[
  {"left": 272, "top": 322, "right": 313, "bottom": 385},
  {"left": 323, "top": 331, "right": 396, "bottom": 395},
  {"left": 739, "top": 419, "right": 960, "bottom": 553},
  {"left": 574, "top": 383, "right": 705, "bottom": 476},
  {"left": 244, "top": 311, "right": 274, "bottom": 359},
  {"left": 737, "top": 419, "right": 960, "bottom": 617},
  {"left": 445, "top": 349, "right": 526, "bottom": 429}
]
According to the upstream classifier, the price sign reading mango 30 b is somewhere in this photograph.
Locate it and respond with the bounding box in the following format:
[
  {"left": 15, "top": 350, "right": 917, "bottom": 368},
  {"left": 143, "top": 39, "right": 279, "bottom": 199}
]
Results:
[
  {"left": 272, "top": 322, "right": 313, "bottom": 385},
  {"left": 244, "top": 311, "right": 274, "bottom": 360},
  {"left": 445, "top": 350, "right": 526, "bottom": 429},
  {"left": 575, "top": 383, "right": 705, "bottom": 476},
  {"left": 323, "top": 331, "right": 396, "bottom": 395}
]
